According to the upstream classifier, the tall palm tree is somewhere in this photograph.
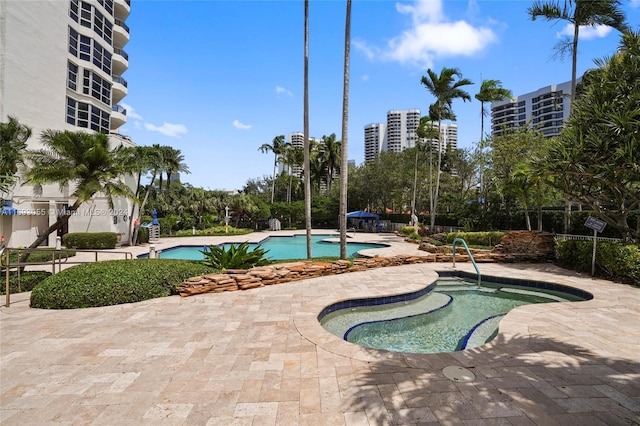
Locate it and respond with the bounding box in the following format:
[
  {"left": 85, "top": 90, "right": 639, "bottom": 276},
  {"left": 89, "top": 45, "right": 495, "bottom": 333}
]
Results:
[
  {"left": 303, "top": 0, "right": 312, "bottom": 258},
  {"left": 420, "top": 67, "right": 473, "bottom": 230},
  {"left": 0, "top": 116, "right": 31, "bottom": 193},
  {"left": 339, "top": 0, "right": 352, "bottom": 259},
  {"left": 20, "top": 130, "right": 133, "bottom": 260},
  {"left": 413, "top": 116, "right": 439, "bottom": 221},
  {"left": 258, "top": 135, "right": 286, "bottom": 203},
  {"left": 475, "top": 79, "right": 511, "bottom": 218},
  {"left": 528, "top": 0, "right": 627, "bottom": 106},
  {"left": 320, "top": 133, "right": 341, "bottom": 192},
  {"left": 280, "top": 143, "right": 304, "bottom": 203},
  {"left": 163, "top": 146, "right": 189, "bottom": 192}
]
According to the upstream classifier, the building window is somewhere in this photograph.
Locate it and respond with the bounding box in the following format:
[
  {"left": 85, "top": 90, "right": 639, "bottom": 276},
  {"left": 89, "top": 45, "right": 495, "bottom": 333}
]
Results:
[
  {"left": 69, "top": 27, "right": 78, "bottom": 57},
  {"left": 69, "top": 0, "right": 79, "bottom": 21},
  {"left": 79, "top": 34, "right": 91, "bottom": 61},
  {"left": 66, "top": 97, "right": 110, "bottom": 133},
  {"left": 67, "top": 61, "right": 78, "bottom": 91},
  {"left": 69, "top": 27, "right": 111, "bottom": 75},
  {"left": 81, "top": 69, "right": 111, "bottom": 105},
  {"left": 80, "top": 1, "right": 92, "bottom": 28},
  {"left": 98, "top": 0, "right": 113, "bottom": 16}
]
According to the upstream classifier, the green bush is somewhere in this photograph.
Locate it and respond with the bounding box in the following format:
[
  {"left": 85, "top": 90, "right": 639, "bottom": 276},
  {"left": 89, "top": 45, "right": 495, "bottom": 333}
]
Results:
[
  {"left": 137, "top": 226, "right": 149, "bottom": 244},
  {"left": 174, "top": 226, "right": 253, "bottom": 237},
  {"left": 444, "top": 232, "right": 508, "bottom": 247},
  {"left": 400, "top": 226, "right": 415, "bottom": 236},
  {"left": 201, "top": 242, "right": 271, "bottom": 270},
  {"left": 30, "top": 259, "right": 215, "bottom": 309},
  {"left": 556, "top": 240, "right": 640, "bottom": 285},
  {"left": 0, "top": 271, "right": 51, "bottom": 295},
  {"left": 63, "top": 232, "right": 118, "bottom": 249}
]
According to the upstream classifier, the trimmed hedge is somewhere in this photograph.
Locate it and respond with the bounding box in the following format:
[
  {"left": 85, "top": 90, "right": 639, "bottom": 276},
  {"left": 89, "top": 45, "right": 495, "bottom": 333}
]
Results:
[
  {"left": 63, "top": 232, "right": 118, "bottom": 249},
  {"left": 556, "top": 240, "right": 640, "bottom": 285},
  {"left": 0, "top": 271, "right": 51, "bottom": 295},
  {"left": 444, "top": 232, "right": 508, "bottom": 247},
  {"left": 30, "top": 259, "right": 216, "bottom": 309}
]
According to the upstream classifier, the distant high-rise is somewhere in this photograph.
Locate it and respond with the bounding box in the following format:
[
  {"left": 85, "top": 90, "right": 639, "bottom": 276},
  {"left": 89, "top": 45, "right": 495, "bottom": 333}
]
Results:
[
  {"left": 364, "top": 110, "right": 458, "bottom": 163},
  {"left": 1, "top": 0, "right": 135, "bottom": 247},
  {"left": 491, "top": 79, "right": 576, "bottom": 138}
]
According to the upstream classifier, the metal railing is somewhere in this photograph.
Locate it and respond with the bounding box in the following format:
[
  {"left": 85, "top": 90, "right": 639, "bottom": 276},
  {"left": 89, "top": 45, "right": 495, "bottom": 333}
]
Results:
[
  {"left": 114, "top": 19, "right": 130, "bottom": 34},
  {"left": 112, "top": 104, "right": 127, "bottom": 115},
  {"left": 113, "top": 75, "right": 128, "bottom": 87},
  {"left": 2, "top": 247, "right": 133, "bottom": 307},
  {"left": 555, "top": 234, "right": 622, "bottom": 243},
  {"left": 114, "top": 47, "right": 129, "bottom": 60},
  {"left": 452, "top": 238, "right": 481, "bottom": 286}
]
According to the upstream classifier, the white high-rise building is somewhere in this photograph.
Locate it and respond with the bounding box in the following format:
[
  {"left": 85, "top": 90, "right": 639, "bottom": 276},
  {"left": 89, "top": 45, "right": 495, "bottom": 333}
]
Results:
[
  {"left": 1, "top": 0, "right": 136, "bottom": 247},
  {"left": 383, "top": 109, "right": 420, "bottom": 153},
  {"left": 491, "top": 79, "right": 576, "bottom": 138},
  {"left": 364, "top": 110, "right": 458, "bottom": 163},
  {"left": 277, "top": 132, "right": 320, "bottom": 177},
  {"left": 364, "top": 123, "right": 386, "bottom": 163}
]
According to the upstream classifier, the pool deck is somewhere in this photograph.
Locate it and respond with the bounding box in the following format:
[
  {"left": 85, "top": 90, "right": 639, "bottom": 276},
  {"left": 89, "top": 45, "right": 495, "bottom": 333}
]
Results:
[{"left": 1, "top": 231, "right": 639, "bottom": 425}]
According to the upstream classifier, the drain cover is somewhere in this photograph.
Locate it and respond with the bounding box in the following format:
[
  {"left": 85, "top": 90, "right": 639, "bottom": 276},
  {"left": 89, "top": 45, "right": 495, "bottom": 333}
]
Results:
[{"left": 442, "top": 366, "right": 475, "bottom": 382}]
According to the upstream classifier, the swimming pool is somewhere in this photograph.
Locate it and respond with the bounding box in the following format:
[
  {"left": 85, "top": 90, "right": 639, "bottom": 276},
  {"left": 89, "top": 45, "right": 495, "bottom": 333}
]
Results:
[
  {"left": 147, "top": 234, "right": 388, "bottom": 261},
  {"left": 319, "top": 271, "right": 592, "bottom": 354}
]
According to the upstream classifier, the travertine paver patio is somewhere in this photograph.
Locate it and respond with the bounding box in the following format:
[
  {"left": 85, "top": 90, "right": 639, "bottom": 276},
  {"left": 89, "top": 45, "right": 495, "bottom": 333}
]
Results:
[{"left": 1, "top": 233, "right": 639, "bottom": 425}]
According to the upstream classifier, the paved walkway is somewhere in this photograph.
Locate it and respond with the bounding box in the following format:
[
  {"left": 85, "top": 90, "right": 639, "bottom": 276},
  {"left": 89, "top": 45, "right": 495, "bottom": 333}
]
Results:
[{"left": 1, "top": 232, "right": 639, "bottom": 425}]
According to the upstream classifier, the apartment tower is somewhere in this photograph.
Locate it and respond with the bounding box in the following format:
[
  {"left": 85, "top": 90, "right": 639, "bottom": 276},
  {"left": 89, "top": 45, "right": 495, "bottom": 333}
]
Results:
[
  {"left": 491, "top": 79, "right": 576, "bottom": 138},
  {"left": 0, "top": 0, "right": 135, "bottom": 247}
]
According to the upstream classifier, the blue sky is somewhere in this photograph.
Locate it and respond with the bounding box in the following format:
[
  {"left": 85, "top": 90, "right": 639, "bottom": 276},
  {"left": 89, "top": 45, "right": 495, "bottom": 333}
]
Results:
[{"left": 120, "top": 0, "right": 639, "bottom": 191}]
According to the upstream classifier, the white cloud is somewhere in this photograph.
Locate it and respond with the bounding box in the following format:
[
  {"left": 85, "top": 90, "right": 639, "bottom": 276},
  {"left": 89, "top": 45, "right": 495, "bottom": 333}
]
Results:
[
  {"left": 631, "top": 0, "right": 639, "bottom": 8},
  {"left": 557, "top": 23, "right": 612, "bottom": 40},
  {"left": 275, "top": 86, "right": 293, "bottom": 96},
  {"left": 361, "top": 74, "right": 370, "bottom": 82},
  {"left": 232, "top": 119, "right": 252, "bottom": 130},
  {"left": 144, "top": 122, "right": 188, "bottom": 138},
  {"left": 354, "top": 0, "right": 497, "bottom": 69},
  {"left": 119, "top": 102, "right": 143, "bottom": 120}
]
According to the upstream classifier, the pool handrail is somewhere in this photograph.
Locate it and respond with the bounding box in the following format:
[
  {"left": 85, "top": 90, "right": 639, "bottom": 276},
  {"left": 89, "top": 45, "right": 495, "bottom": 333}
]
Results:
[{"left": 452, "top": 238, "right": 481, "bottom": 286}]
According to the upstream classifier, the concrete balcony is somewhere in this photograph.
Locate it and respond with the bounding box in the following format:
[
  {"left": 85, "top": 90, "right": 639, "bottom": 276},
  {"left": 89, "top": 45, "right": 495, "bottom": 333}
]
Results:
[
  {"left": 114, "top": 0, "right": 130, "bottom": 20},
  {"left": 110, "top": 104, "right": 127, "bottom": 130},
  {"left": 112, "top": 48, "right": 129, "bottom": 76},
  {"left": 112, "top": 76, "right": 128, "bottom": 104},
  {"left": 113, "top": 18, "right": 130, "bottom": 48}
]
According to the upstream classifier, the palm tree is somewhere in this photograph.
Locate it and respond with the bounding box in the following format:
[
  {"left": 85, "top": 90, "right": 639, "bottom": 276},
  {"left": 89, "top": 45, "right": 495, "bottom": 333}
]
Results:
[
  {"left": 528, "top": 0, "right": 627, "bottom": 106},
  {"left": 20, "top": 130, "right": 133, "bottom": 261},
  {"left": 303, "top": 0, "right": 312, "bottom": 258},
  {"left": 339, "top": 0, "right": 352, "bottom": 259},
  {"left": 320, "top": 133, "right": 341, "bottom": 192},
  {"left": 475, "top": 79, "right": 511, "bottom": 220},
  {"left": 280, "top": 143, "right": 304, "bottom": 203},
  {"left": 163, "top": 146, "right": 189, "bottom": 192},
  {"left": 413, "top": 116, "right": 439, "bottom": 222},
  {"left": 258, "top": 135, "right": 286, "bottom": 203},
  {"left": 0, "top": 116, "right": 32, "bottom": 193},
  {"left": 420, "top": 67, "right": 473, "bottom": 230}
]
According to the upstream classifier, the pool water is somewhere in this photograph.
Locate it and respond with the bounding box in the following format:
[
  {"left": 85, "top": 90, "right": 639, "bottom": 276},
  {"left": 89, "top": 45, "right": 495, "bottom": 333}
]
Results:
[
  {"left": 319, "top": 276, "right": 590, "bottom": 354},
  {"left": 156, "top": 234, "right": 387, "bottom": 261}
]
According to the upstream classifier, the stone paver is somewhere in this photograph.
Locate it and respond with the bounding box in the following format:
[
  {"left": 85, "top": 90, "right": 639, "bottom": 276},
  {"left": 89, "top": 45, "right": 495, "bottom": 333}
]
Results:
[{"left": 1, "top": 231, "right": 639, "bottom": 425}]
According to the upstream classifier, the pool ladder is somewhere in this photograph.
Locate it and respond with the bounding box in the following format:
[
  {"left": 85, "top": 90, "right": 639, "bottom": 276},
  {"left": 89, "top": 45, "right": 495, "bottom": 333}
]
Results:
[{"left": 452, "top": 238, "right": 481, "bottom": 286}]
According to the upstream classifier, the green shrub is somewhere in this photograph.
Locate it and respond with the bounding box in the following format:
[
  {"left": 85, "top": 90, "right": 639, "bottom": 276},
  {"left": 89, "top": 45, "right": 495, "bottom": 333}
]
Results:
[
  {"left": 0, "top": 271, "right": 51, "bottom": 295},
  {"left": 137, "top": 226, "right": 149, "bottom": 244},
  {"left": 63, "top": 232, "right": 118, "bottom": 249},
  {"left": 400, "top": 226, "right": 415, "bottom": 236},
  {"left": 175, "top": 226, "right": 253, "bottom": 237},
  {"left": 201, "top": 242, "right": 271, "bottom": 270},
  {"left": 29, "top": 259, "right": 215, "bottom": 309},
  {"left": 444, "top": 231, "right": 508, "bottom": 247},
  {"left": 556, "top": 240, "right": 640, "bottom": 285}
]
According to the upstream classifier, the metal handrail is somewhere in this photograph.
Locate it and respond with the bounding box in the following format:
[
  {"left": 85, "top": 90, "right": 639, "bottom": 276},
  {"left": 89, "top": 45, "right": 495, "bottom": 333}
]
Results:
[
  {"left": 3, "top": 247, "right": 134, "bottom": 307},
  {"left": 452, "top": 238, "right": 481, "bottom": 286}
]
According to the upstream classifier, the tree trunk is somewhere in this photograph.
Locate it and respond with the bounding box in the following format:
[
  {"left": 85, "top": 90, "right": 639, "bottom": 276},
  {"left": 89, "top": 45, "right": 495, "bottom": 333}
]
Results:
[
  {"left": 430, "top": 119, "right": 443, "bottom": 230},
  {"left": 18, "top": 199, "right": 82, "bottom": 266},
  {"left": 303, "top": 0, "right": 312, "bottom": 259},
  {"left": 132, "top": 174, "right": 156, "bottom": 245},
  {"left": 339, "top": 0, "right": 351, "bottom": 259}
]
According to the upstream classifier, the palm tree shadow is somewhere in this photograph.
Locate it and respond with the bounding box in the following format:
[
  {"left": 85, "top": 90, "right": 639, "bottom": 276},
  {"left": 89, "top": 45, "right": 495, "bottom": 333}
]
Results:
[{"left": 337, "top": 334, "right": 640, "bottom": 425}]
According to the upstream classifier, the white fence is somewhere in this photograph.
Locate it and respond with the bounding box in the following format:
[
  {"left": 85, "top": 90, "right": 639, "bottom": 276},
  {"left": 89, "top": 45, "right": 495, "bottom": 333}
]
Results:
[{"left": 554, "top": 233, "right": 622, "bottom": 243}]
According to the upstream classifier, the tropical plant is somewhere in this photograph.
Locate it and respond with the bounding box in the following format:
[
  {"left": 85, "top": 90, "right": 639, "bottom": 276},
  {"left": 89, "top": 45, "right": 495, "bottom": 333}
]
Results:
[
  {"left": 0, "top": 116, "right": 31, "bottom": 193},
  {"left": 258, "top": 135, "right": 286, "bottom": 204},
  {"left": 540, "top": 30, "right": 640, "bottom": 242},
  {"left": 20, "top": 130, "right": 134, "bottom": 263},
  {"left": 420, "top": 67, "right": 473, "bottom": 230},
  {"left": 200, "top": 242, "right": 270, "bottom": 270},
  {"left": 528, "top": 0, "right": 628, "bottom": 106},
  {"left": 162, "top": 145, "right": 190, "bottom": 193}
]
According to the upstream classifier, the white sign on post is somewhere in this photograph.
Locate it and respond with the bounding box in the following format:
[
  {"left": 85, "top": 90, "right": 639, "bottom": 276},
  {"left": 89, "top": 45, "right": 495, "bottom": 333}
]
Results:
[{"left": 584, "top": 217, "right": 607, "bottom": 276}]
